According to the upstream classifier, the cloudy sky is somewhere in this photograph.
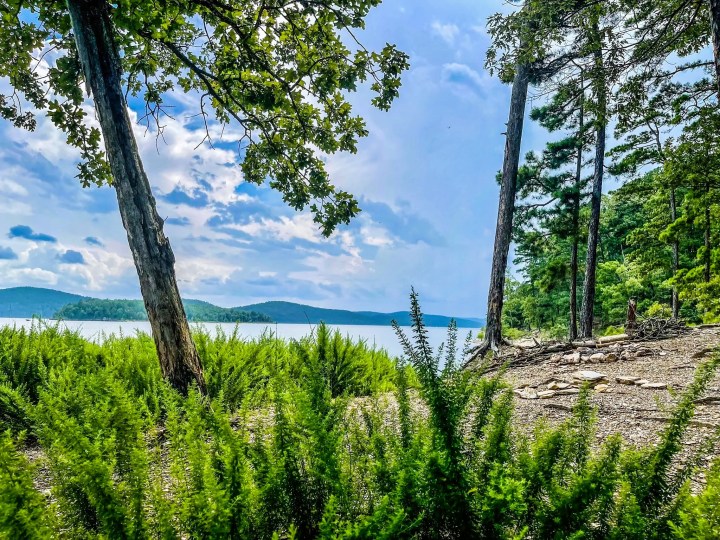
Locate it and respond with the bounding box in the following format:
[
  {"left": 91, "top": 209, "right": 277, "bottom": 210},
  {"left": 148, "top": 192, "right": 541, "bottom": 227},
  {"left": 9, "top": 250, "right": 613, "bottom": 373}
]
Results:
[{"left": 0, "top": 0, "right": 562, "bottom": 317}]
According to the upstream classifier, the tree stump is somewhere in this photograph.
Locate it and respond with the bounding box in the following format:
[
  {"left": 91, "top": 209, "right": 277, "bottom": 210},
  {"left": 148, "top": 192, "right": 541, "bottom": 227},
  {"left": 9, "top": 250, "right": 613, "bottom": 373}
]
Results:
[{"left": 626, "top": 298, "right": 637, "bottom": 338}]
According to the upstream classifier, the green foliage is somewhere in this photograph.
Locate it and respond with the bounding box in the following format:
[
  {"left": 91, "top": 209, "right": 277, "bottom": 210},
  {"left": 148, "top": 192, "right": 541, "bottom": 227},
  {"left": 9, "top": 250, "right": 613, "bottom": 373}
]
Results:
[
  {"left": 0, "top": 1, "right": 408, "bottom": 233},
  {"left": 0, "top": 431, "right": 52, "bottom": 539},
  {"left": 55, "top": 298, "right": 272, "bottom": 323},
  {"left": 1, "top": 301, "right": 719, "bottom": 538},
  {"left": 505, "top": 165, "right": 713, "bottom": 333},
  {"left": 670, "top": 461, "right": 720, "bottom": 539}
]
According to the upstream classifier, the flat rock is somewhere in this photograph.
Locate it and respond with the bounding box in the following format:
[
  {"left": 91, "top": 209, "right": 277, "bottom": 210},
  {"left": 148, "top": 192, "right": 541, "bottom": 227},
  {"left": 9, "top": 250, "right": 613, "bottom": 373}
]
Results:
[
  {"left": 634, "top": 379, "right": 650, "bottom": 386},
  {"left": 555, "top": 388, "right": 581, "bottom": 395},
  {"left": 595, "top": 383, "right": 610, "bottom": 393},
  {"left": 562, "top": 352, "right": 581, "bottom": 364},
  {"left": 692, "top": 347, "right": 714, "bottom": 359},
  {"left": 548, "top": 381, "right": 571, "bottom": 390},
  {"left": 641, "top": 382, "right": 667, "bottom": 390},
  {"left": 616, "top": 376, "right": 640, "bottom": 385},
  {"left": 537, "top": 390, "right": 556, "bottom": 399},
  {"left": 515, "top": 389, "right": 538, "bottom": 400},
  {"left": 572, "top": 370, "right": 608, "bottom": 382}
]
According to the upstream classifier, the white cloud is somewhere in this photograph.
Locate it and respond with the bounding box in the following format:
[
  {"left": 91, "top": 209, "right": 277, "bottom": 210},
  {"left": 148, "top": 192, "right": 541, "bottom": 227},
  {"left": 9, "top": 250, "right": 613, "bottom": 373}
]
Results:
[
  {"left": 441, "top": 63, "right": 489, "bottom": 92},
  {"left": 64, "top": 249, "right": 135, "bottom": 291},
  {"left": 431, "top": 21, "right": 460, "bottom": 45},
  {"left": 175, "top": 258, "right": 238, "bottom": 288},
  {"left": 291, "top": 251, "right": 367, "bottom": 281},
  {"left": 4, "top": 267, "right": 58, "bottom": 286},
  {"left": 229, "top": 213, "right": 323, "bottom": 244},
  {"left": 0, "top": 178, "right": 29, "bottom": 197},
  {"left": 2, "top": 201, "right": 33, "bottom": 216},
  {"left": 359, "top": 223, "right": 394, "bottom": 247}
]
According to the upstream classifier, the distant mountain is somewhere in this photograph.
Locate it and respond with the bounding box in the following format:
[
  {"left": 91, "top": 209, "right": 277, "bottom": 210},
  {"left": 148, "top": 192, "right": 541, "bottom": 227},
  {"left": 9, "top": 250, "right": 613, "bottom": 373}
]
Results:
[
  {"left": 0, "top": 287, "right": 484, "bottom": 328},
  {"left": 236, "top": 301, "right": 483, "bottom": 328},
  {"left": 0, "top": 287, "right": 88, "bottom": 318}
]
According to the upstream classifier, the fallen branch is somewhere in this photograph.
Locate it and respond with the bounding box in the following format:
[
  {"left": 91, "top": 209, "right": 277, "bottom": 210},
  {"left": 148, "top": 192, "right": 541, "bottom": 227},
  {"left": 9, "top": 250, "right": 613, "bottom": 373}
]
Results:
[
  {"left": 597, "top": 334, "right": 629, "bottom": 344},
  {"left": 694, "top": 396, "right": 720, "bottom": 405},
  {"left": 639, "top": 416, "right": 718, "bottom": 429},
  {"left": 543, "top": 403, "right": 571, "bottom": 412}
]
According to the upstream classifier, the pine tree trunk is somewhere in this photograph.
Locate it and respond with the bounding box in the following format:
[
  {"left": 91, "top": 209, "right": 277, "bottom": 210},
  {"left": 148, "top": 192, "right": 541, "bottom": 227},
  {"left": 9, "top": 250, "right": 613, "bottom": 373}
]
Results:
[
  {"left": 66, "top": 0, "right": 206, "bottom": 394},
  {"left": 569, "top": 87, "right": 584, "bottom": 341},
  {"left": 705, "top": 182, "right": 712, "bottom": 283},
  {"left": 482, "top": 63, "right": 531, "bottom": 352},
  {"left": 579, "top": 124, "right": 605, "bottom": 338},
  {"left": 570, "top": 232, "right": 579, "bottom": 340},
  {"left": 709, "top": 0, "right": 720, "bottom": 97},
  {"left": 579, "top": 22, "right": 606, "bottom": 339},
  {"left": 670, "top": 187, "right": 680, "bottom": 318}
]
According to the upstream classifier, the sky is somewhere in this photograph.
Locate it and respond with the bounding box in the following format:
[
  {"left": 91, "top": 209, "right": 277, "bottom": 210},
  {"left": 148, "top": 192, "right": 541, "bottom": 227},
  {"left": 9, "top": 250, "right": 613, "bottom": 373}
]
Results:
[{"left": 0, "top": 0, "right": 561, "bottom": 318}]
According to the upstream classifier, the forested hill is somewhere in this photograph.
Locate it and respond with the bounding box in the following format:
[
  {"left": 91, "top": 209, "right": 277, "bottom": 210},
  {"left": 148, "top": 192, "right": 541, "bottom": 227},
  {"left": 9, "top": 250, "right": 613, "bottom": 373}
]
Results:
[
  {"left": 0, "top": 288, "right": 482, "bottom": 327},
  {"left": 236, "top": 301, "right": 483, "bottom": 328},
  {"left": 55, "top": 299, "right": 272, "bottom": 323},
  {"left": 0, "top": 287, "right": 87, "bottom": 318}
]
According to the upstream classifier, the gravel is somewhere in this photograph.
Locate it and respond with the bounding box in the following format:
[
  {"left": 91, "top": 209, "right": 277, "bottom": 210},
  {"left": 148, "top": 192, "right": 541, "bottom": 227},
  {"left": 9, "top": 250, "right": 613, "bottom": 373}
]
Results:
[{"left": 504, "top": 327, "right": 720, "bottom": 477}]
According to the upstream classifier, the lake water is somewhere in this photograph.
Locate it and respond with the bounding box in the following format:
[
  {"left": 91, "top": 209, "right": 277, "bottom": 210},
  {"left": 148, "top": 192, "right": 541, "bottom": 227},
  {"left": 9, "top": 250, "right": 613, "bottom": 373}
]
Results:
[{"left": 0, "top": 318, "right": 481, "bottom": 359}]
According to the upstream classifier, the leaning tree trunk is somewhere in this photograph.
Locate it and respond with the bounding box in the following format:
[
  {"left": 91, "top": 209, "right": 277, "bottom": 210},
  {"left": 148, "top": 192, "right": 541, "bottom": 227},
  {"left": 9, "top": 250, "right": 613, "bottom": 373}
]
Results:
[
  {"left": 66, "top": 0, "right": 206, "bottom": 394},
  {"left": 579, "top": 22, "right": 607, "bottom": 339},
  {"left": 476, "top": 62, "right": 531, "bottom": 356}
]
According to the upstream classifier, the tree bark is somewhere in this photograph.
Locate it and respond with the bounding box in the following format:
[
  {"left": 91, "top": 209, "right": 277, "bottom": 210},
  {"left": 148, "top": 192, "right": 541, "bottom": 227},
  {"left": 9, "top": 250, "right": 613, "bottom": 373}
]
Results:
[
  {"left": 66, "top": 0, "right": 206, "bottom": 394},
  {"left": 569, "top": 87, "right": 584, "bottom": 341},
  {"left": 579, "top": 126, "right": 605, "bottom": 338},
  {"left": 708, "top": 0, "right": 720, "bottom": 97},
  {"left": 669, "top": 187, "right": 680, "bottom": 318},
  {"left": 570, "top": 233, "right": 579, "bottom": 340},
  {"left": 480, "top": 62, "right": 531, "bottom": 353},
  {"left": 580, "top": 21, "right": 606, "bottom": 339},
  {"left": 705, "top": 182, "right": 712, "bottom": 283}
]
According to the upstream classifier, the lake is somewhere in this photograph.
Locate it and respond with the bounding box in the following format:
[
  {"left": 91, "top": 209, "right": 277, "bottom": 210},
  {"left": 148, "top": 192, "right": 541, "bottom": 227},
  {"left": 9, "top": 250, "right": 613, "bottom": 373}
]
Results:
[{"left": 0, "top": 318, "right": 481, "bottom": 359}]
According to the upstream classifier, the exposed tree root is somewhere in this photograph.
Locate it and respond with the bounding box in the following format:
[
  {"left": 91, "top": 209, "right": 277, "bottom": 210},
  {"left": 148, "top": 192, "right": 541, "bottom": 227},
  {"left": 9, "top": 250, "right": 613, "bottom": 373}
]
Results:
[{"left": 463, "top": 336, "right": 512, "bottom": 369}]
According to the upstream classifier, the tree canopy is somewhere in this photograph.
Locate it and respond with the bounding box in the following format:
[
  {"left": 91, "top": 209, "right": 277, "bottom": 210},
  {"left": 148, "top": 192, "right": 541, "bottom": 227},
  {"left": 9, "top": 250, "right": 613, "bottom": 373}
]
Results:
[{"left": 0, "top": 0, "right": 408, "bottom": 234}]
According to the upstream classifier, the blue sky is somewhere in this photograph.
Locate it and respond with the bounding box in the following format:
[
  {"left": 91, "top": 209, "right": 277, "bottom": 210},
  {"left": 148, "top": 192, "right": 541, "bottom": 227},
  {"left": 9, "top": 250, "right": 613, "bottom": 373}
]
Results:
[{"left": 0, "top": 0, "right": 565, "bottom": 317}]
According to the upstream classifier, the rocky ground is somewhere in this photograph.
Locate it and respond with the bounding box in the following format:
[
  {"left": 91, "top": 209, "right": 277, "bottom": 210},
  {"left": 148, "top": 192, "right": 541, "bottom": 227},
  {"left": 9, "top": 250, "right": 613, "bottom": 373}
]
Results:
[{"left": 498, "top": 326, "right": 720, "bottom": 485}]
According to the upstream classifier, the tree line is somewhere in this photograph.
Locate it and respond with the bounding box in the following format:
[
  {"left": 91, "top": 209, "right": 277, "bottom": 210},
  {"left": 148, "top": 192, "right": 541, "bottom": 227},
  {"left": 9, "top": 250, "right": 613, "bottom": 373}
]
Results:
[{"left": 475, "top": 0, "right": 720, "bottom": 354}]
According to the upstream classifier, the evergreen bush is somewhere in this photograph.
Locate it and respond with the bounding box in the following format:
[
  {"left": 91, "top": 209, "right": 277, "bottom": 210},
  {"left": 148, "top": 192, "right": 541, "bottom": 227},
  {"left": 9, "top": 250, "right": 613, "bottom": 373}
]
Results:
[{"left": 0, "top": 298, "right": 719, "bottom": 538}]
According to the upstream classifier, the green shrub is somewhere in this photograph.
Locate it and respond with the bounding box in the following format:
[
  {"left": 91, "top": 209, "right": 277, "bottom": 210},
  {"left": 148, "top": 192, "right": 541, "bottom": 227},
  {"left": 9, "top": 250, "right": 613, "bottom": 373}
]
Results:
[
  {"left": 0, "top": 301, "right": 719, "bottom": 539},
  {"left": 0, "top": 431, "right": 52, "bottom": 539},
  {"left": 670, "top": 460, "right": 720, "bottom": 539}
]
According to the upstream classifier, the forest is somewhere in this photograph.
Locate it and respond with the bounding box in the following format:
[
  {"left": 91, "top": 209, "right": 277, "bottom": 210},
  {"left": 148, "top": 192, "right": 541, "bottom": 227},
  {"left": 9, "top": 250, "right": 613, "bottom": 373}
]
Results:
[
  {"left": 54, "top": 299, "right": 272, "bottom": 323},
  {"left": 2, "top": 0, "right": 720, "bottom": 538},
  {"left": 503, "top": 58, "right": 720, "bottom": 338},
  {"left": 473, "top": 0, "right": 720, "bottom": 353}
]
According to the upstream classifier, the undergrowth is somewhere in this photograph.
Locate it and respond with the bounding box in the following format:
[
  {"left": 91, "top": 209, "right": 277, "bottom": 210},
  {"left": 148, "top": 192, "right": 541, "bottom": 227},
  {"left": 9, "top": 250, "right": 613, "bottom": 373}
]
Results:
[{"left": 1, "top": 293, "right": 719, "bottom": 539}]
